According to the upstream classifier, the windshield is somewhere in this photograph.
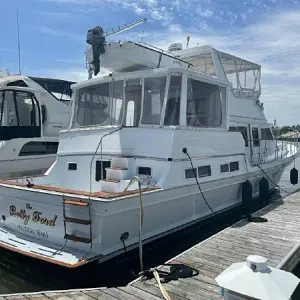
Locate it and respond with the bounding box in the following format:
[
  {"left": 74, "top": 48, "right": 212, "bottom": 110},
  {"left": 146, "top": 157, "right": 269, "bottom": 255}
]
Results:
[
  {"left": 75, "top": 80, "right": 124, "bottom": 127},
  {"left": 73, "top": 75, "right": 170, "bottom": 128},
  {"left": 29, "top": 77, "right": 75, "bottom": 102}
]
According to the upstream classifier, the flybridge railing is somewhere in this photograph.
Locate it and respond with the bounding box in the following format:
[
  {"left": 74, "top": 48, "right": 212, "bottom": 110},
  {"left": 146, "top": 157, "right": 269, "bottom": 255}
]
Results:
[{"left": 245, "top": 133, "right": 299, "bottom": 166}]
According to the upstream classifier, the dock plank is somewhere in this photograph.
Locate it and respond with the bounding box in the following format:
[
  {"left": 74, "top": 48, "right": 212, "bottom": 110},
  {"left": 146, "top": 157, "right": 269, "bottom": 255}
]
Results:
[
  {"left": 25, "top": 295, "right": 51, "bottom": 300},
  {"left": 82, "top": 290, "right": 117, "bottom": 300},
  {"left": 44, "top": 292, "right": 75, "bottom": 300},
  {"left": 2, "top": 190, "right": 300, "bottom": 300},
  {"left": 103, "top": 288, "right": 142, "bottom": 300},
  {"left": 118, "top": 286, "right": 163, "bottom": 300},
  {"left": 53, "top": 292, "right": 95, "bottom": 300},
  {"left": 3, "top": 296, "right": 28, "bottom": 300}
]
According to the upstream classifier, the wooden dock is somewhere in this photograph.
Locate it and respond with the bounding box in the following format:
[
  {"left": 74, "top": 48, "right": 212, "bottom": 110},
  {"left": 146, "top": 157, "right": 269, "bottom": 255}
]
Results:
[{"left": 1, "top": 190, "right": 300, "bottom": 300}]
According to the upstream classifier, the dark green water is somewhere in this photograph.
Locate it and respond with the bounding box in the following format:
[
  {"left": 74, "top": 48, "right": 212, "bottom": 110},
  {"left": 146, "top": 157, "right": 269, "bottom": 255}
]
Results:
[{"left": 0, "top": 159, "right": 299, "bottom": 295}]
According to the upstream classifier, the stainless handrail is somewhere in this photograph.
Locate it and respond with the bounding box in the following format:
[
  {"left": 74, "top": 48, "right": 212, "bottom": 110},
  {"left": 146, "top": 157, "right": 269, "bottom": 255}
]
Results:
[
  {"left": 89, "top": 126, "right": 122, "bottom": 195},
  {"left": 243, "top": 133, "right": 298, "bottom": 166}
]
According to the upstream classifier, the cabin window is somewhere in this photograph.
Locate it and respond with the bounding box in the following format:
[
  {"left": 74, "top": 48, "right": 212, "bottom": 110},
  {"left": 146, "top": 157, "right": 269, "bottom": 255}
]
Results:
[
  {"left": 68, "top": 163, "right": 77, "bottom": 171},
  {"left": 41, "top": 105, "right": 47, "bottom": 123},
  {"left": 141, "top": 76, "right": 167, "bottom": 125},
  {"left": 198, "top": 165, "right": 211, "bottom": 177},
  {"left": 125, "top": 101, "right": 135, "bottom": 126},
  {"left": 185, "top": 168, "right": 197, "bottom": 179},
  {"left": 15, "top": 91, "right": 38, "bottom": 126},
  {"left": 3, "top": 91, "right": 18, "bottom": 126},
  {"left": 261, "top": 128, "right": 273, "bottom": 140},
  {"left": 1, "top": 91, "right": 39, "bottom": 127},
  {"left": 19, "top": 142, "right": 58, "bottom": 156},
  {"left": 237, "top": 126, "right": 248, "bottom": 147},
  {"left": 193, "top": 53, "right": 216, "bottom": 75},
  {"left": 0, "top": 90, "right": 41, "bottom": 140},
  {"left": 218, "top": 52, "right": 261, "bottom": 99},
  {"left": 76, "top": 81, "right": 124, "bottom": 127},
  {"left": 186, "top": 78, "right": 222, "bottom": 127},
  {"left": 252, "top": 127, "right": 259, "bottom": 147},
  {"left": 124, "top": 80, "right": 142, "bottom": 127},
  {"left": 220, "top": 164, "right": 229, "bottom": 173},
  {"left": 230, "top": 161, "right": 239, "bottom": 172},
  {"left": 164, "top": 75, "right": 181, "bottom": 126},
  {"left": 138, "top": 167, "right": 151, "bottom": 176}
]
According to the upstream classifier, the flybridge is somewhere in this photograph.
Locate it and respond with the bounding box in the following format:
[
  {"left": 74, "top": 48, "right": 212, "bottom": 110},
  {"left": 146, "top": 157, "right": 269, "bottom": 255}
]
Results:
[{"left": 85, "top": 18, "right": 261, "bottom": 100}]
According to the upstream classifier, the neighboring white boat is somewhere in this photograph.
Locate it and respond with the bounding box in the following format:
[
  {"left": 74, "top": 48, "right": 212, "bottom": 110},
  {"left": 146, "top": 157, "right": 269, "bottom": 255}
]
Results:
[
  {"left": 0, "top": 34, "right": 298, "bottom": 268},
  {"left": 0, "top": 75, "right": 74, "bottom": 178}
]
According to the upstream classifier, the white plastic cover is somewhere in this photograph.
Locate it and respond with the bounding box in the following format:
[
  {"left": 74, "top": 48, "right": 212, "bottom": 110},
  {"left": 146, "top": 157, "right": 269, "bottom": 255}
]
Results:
[{"left": 215, "top": 255, "right": 300, "bottom": 300}]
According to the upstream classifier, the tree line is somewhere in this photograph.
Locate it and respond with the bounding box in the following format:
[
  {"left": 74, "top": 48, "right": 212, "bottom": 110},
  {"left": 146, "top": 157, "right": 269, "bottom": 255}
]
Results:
[{"left": 279, "top": 125, "right": 300, "bottom": 135}]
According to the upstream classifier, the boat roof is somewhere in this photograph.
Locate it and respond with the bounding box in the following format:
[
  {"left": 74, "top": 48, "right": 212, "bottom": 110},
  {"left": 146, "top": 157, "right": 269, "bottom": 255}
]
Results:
[
  {"left": 72, "top": 66, "right": 229, "bottom": 90},
  {"left": 175, "top": 45, "right": 261, "bottom": 74},
  {"left": 0, "top": 86, "right": 35, "bottom": 93},
  {"left": 0, "top": 75, "right": 76, "bottom": 98}
]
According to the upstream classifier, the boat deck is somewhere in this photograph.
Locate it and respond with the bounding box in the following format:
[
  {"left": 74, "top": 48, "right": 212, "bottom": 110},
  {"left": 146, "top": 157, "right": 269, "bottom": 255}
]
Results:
[
  {"left": 1, "top": 190, "right": 300, "bottom": 299},
  {"left": 0, "top": 179, "right": 161, "bottom": 199}
]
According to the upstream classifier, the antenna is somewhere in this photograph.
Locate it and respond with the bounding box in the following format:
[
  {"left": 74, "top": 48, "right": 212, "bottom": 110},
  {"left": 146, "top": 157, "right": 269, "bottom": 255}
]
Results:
[
  {"left": 186, "top": 36, "right": 190, "bottom": 48},
  {"left": 16, "top": 9, "right": 21, "bottom": 75}
]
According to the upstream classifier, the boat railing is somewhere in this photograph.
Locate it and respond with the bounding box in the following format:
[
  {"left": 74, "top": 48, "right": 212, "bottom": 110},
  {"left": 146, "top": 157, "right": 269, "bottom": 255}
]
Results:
[
  {"left": 137, "top": 42, "right": 192, "bottom": 67},
  {"left": 232, "top": 88, "right": 261, "bottom": 100},
  {"left": 245, "top": 133, "right": 299, "bottom": 166},
  {"left": 138, "top": 42, "right": 175, "bottom": 57},
  {"left": 89, "top": 126, "right": 123, "bottom": 194}
]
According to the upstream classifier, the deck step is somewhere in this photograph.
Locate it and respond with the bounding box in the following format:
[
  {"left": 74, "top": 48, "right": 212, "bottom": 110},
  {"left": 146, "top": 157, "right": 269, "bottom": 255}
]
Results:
[
  {"left": 65, "top": 234, "right": 91, "bottom": 243},
  {"left": 100, "top": 179, "right": 139, "bottom": 193},
  {"left": 63, "top": 199, "right": 89, "bottom": 206},
  {"left": 64, "top": 217, "right": 91, "bottom": 225},
  {"left": 102, "top": 179, "right": 120, "bottom": 183},
  {"left": 111, "top": 157, "right": 129, "bottom": 169}
]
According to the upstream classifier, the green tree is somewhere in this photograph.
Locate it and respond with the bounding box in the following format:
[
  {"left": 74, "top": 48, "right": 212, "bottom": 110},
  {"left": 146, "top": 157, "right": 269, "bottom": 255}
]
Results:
[{"left": 279, "top": 126, "right": 291, "bottom": 135}]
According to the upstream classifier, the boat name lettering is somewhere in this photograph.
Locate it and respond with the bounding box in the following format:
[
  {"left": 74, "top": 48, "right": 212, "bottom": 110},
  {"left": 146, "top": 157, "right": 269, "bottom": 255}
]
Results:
[
  {"left": 17, "top": 225, "right": 49, "bottom": 238},
  {"left": 9, "top": 205, "right": 58, "bottom": 226},
  {"left": 173, "top": 60, "right": 185, "bottom": 67},
  {"left": 26, "top": 203, "right": 32, "bottom": 209}
]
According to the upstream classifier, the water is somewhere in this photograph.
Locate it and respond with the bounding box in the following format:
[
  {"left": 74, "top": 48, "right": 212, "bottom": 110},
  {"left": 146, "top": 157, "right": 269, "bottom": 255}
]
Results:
[{"left": 0, "top": 159, "right": 300, "bottom": 295}]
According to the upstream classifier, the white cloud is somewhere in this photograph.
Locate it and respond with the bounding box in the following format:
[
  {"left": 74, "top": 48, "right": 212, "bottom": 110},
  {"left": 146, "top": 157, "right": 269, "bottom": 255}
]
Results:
[
  {"left": 168, "top": 24, "right": 182, "bottom": 33},
  {"left": 135, "top": 7, "right": 146, "bottom": 15},
  {"left": 196, "top": 7, "right": 213, "bottom": 18},
  {"left": 39, "top": 27, "right": 84, "bottom": 42}
]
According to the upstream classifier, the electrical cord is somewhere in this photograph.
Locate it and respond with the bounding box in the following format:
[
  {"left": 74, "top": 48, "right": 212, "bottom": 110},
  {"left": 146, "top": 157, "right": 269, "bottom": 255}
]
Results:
[
  {"left": 256, "top": 164, "right": 291, "bottom": 194},
  {"left": 182, "top": 147, "right": 216, "bottom": 215}
]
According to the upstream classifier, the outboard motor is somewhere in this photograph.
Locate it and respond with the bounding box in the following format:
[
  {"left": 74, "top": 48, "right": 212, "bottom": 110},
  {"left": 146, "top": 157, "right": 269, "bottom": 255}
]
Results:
[{"left": 86, "top": 26, "right": 106, "bottom": 76}]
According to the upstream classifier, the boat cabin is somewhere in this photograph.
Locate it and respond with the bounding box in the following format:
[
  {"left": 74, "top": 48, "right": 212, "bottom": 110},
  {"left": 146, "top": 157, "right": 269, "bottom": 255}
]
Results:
[{"left": 70, "top": 67, "right": 228, "bottom": 130}]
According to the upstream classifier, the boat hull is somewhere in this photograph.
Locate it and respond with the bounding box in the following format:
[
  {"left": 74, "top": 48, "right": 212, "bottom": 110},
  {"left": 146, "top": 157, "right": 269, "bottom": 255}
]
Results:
[{"left": 0, "top": 156, "right": 290, "bottom": 268}]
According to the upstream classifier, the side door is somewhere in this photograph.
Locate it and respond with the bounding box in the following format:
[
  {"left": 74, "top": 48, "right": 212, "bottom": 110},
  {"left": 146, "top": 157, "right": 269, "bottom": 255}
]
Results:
[
  {"left": 0, "top": 90, "right": 41, "bottom": 140},
  {"left": 251, "top": 126, "right": 260, "bottom": 163}
]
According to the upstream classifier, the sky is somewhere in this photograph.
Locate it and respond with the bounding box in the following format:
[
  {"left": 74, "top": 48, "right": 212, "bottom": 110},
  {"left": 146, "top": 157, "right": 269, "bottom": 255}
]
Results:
[{"left": 1, "top": 0, "right": 300, "bottom": 126}]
